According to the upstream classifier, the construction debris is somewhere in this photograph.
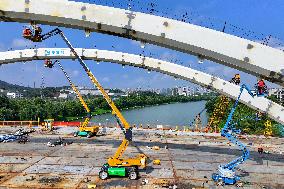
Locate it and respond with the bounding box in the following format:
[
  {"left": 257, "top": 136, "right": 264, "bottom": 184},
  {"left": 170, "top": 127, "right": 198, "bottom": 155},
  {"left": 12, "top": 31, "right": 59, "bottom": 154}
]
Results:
[
  {"left": 0, "top": 134, "right": 19, "bottom": 143},
  {"left": 47, "top": 137, "right": 72, "bottom": 147},
  {"left": 0, "top": 129, "right": 34, "bottom": 143},
  {"left": 152, "top": 146, "right": 160, "bottom": 150},
  {"left": 39, "top": 176, "right": 62, "bottom": 184},
  {"left": 26, "top": 176, "right": 36, "bottom": 181},
  {"left": 141, "top": 179, "right": 149, "bottom": 185},
  {"left": 153, "top": 159, "right": 161, "bottom": 165},
  {"left": 258, "top": 147, "right": 264, "bottom": 154},
  {"left": 87, "top": 184, "right": 97, "bottom": 189},
  {"left": 153, "top": 179, "right": 171, "bottom": 188}
]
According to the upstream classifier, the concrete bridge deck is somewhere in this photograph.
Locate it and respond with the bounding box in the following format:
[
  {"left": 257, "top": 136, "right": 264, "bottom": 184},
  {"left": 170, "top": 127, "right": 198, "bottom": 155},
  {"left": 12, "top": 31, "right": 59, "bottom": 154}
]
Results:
[{"left": 0, "top": 126, "right": 283, "bottom": 189}]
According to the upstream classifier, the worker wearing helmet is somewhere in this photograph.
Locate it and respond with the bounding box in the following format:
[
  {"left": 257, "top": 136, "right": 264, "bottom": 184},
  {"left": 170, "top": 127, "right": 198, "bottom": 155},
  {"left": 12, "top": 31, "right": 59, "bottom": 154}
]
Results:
[
  {"left": 22, "top": 27, "right": 32, "bottom": 39},
  {"left": 34, "top": 25, "right": 42, "bottom": 36},
  {"left": 257, "top": 79, "right": 267, "bottom": 95},
  {"left": 230, "top": 74, "right": 241, "bottom": 85},
  {"left": 44, "top": 59, "right": 54, "bottom": 68},
  {"left": 33, "top": 25, "right": 42, "bottom": 42}
]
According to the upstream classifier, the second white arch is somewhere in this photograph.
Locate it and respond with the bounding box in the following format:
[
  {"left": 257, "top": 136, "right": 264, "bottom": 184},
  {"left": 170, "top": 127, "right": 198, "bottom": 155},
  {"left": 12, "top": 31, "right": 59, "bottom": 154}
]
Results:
[{"left": 0, "top": 48, "right": 283, "bottom": 124}]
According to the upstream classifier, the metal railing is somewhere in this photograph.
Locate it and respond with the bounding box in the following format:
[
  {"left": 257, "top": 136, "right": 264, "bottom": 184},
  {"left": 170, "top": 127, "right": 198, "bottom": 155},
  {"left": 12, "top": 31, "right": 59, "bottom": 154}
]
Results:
[{"left": 0, "top": 121, "right": 40, "bottom": 127}]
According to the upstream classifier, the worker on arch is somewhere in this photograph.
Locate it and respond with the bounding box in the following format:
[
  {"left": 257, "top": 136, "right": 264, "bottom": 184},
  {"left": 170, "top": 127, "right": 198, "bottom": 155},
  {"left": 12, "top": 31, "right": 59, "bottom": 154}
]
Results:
[
  {"left": 230, "top": 74, "right": 241, "bottom": 85},
  {"left": 22, "top": 25, "right": 42, "bottom": 42},
  {"left": 33, "top": 25, "right": 42, "bottom": 42},
  {"left": 256, "top": 79, "right": 267, "bottom": 96},
  {"left": 44, "top": 59, "right": 55, "bottom": 68},
  {"left": 22, "top": 27, "right": 32, "bottom": 39}
]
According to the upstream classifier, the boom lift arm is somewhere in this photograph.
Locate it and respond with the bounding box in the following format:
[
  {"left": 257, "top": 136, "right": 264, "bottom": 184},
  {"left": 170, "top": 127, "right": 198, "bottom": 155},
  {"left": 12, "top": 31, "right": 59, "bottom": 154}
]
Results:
[
  {"left": 28, "top": 27, "right": 146, "bottom": 179},
  {"left": 44, "top": 59, "right": 99, "bottom": 137},
  {"left": 212, "top": 84, "right": 255, "bottom": 185},
  {"left": 56, "top": 61, "right": 92, "bottom": 130}
]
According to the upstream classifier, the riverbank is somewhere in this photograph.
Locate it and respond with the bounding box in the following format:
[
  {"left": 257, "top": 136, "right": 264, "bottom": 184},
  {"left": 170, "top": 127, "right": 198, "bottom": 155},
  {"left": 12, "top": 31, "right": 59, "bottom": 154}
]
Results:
[{"left": 0, "top": 92, "right": 214, "bottom": 122}]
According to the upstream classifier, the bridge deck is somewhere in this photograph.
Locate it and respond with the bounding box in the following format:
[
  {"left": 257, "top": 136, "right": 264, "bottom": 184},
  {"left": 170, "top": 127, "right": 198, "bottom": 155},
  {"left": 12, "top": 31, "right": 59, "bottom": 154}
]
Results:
[{"left": 0, "top": 126, "right": 283, "bottom": 189}]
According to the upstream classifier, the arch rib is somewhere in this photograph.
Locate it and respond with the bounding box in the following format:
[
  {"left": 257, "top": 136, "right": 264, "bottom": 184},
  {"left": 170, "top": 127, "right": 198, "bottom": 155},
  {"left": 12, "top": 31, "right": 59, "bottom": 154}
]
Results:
[
  {"left": 0, "top": 48, "right": 283, "bottom": 124},
  {"left": 0, "top": 0, "right": 284, "bottom": 86}
]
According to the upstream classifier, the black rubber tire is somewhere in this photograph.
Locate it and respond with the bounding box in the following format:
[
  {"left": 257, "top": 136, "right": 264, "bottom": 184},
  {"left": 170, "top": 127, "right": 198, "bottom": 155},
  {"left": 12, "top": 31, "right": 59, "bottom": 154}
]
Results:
[
  {"left": 217, "top": 180, "right": 224, "bottom": 186},
  {"left": 87, "top": 132, "right": 93, "bottom": 138},
  {"left": 99, "top": 170, "right": 108, "bottom": 180},
  {"left": 128, "top": 169, "right": 138, "bottom": 180}
]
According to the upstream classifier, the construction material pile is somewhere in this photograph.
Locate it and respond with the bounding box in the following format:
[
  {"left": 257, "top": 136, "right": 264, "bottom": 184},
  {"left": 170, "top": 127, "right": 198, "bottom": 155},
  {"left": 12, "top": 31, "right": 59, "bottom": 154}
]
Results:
[{"left": 0, "top": 128, "right": 35, "bottom": 143}]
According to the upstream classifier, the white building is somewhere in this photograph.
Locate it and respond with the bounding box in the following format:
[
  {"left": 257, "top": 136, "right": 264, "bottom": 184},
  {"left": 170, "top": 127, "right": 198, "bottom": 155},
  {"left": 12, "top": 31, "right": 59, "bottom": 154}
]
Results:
[
  {"left": 60, "top": 87, "right": 110, "bottom": 96},
  {"left": 58, "top": 92, "right": 76, "bottom": 99},
  {"left": 6, "top": 92, "right": 23, "bottom": 99},
  {"left": 171, "top": 86, "right": 211, "bottom": 96},
  {"left": 58, "top": 93, "right": 68, "bottom": 99},
  {"left": 77, "top": 87, "right": 109, "bottom": 96},
  {"left": 108, "top": 93, "right": 128, "bottom": 97},
  {"left": 269, "top": 88, "right": 284, "bottom": 102}
]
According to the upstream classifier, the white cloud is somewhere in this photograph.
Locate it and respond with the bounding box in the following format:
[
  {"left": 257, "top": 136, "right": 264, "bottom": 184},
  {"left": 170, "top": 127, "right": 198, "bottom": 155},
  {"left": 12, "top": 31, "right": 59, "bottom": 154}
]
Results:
[
  {"left": 134, "top": 77, "right": 146, "bottom": 84},
  {"left": 12, "top": 38, "right": 33, "bottom": 48},
  {"left": 130, "top": 40, "right": 140, "bottom": 46},
  {"left": 102, "top": 77, "right": 110, "bottom": 82},
  {"left": 159, "top": 51, "right": 179, "bottom": 63},
  {"left": 206, "top": 66, "right": 219, "bottom": 73},
  {"left": 206, "top": 65, "right": 236, "bottom": 78},
  {"left": 223, "top": 67, "right": 235, "bottom": 76},
  {"left": 122, "top": 74, "right": 129, "bottom": 79},
  {"left": 72, "top": 70, "right": 79, "bottom": 77},
  {"left": 0, "top": 43, "right": 5, "bottom": 52}
]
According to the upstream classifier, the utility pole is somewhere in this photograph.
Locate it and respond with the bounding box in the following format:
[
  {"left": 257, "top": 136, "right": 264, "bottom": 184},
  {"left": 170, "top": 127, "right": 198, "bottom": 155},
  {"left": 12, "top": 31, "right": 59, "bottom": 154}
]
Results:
[{"left": 40, "top": 74, "right": 45, "bottom": 99}]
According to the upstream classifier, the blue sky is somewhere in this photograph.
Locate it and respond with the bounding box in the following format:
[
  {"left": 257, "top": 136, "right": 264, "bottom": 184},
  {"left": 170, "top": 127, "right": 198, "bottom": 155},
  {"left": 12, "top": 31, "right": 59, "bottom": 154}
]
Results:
[{"left": 0, "top": 0, "right": 283, "bottom": 89}]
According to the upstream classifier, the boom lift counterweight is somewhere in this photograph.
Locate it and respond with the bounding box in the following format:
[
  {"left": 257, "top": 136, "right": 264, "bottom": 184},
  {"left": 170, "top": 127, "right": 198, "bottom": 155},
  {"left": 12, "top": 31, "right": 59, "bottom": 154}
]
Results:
[{"left": 24, "top": 26, "right": 147, "bottom": 180}]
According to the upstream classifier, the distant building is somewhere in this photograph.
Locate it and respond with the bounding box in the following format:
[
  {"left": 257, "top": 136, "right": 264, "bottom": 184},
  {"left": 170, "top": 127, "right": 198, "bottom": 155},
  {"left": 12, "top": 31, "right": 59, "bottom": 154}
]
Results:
[
  {"left": 58, "top": 93, "right": 68, "bottom": 99},
  {"left": 58, "top": 92, "right": 76, "bottom": 99},
  {"left": 172, "top": 86, "right": 191, "bottom": 96},
  {"left": 108, "top": 92, "right": 128, "bottom": 97},
  {"left": 269, "top": 88, "right": 284, "bottom": 102},
  {"left": 7, "top": 92, "right": 23, "bottom": 99},
  {"left": 60, "top": 87, "right": 130, "bottom": 97},
  {"left": 79, "top": 88, "right": 109, "bottom": 96},
  {"left": 172, "top": 87, "right": 179, "bottom": 96},
  {"left": 60, "top": 87, "right": 110, "bottom": 97},
  {"left": 170, "top": 86, "right": 211, "bottom": 96},
  {"left": 178, "top": 87, "right": 187, "bottom": 96},
  {"left": 160, "top": 88, "right": 173, "bottom": 96}
]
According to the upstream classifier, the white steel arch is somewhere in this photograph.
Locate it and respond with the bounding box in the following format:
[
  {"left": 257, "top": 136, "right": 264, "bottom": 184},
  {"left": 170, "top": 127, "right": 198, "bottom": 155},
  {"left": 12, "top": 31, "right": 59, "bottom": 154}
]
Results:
[
  {"left": 0, "top": 0, "right": 283, "bottom": 86},
  {"left": 0, "top": 48, "right": 283, "bottom": 124}
]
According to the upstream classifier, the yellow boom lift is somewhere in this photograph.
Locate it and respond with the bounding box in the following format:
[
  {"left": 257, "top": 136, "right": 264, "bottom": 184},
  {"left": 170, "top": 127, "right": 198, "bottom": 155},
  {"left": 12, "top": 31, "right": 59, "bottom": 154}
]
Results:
[
  {"left": 23, "top": 26, "right": 147, "bottom": 180},
  {"left": 45, "top": 60, "right": 99, "bottom": 138}
]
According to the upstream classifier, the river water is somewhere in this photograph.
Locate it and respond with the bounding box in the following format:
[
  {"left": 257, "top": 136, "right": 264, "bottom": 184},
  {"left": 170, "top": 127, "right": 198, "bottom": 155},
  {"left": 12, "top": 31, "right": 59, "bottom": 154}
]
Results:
[{"left": 90, "top": 101, "right": 208, "bottom": 127}]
